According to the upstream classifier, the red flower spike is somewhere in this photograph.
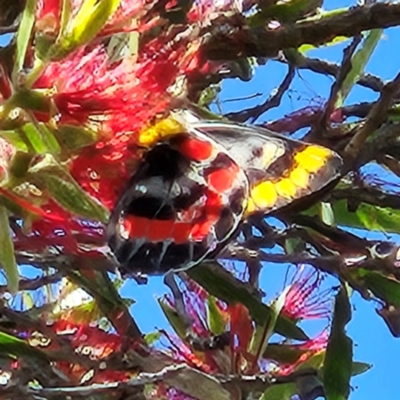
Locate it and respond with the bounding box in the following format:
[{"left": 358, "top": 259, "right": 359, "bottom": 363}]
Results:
[
  {"left": 282, "top": 266, "right": 331, "bottom": 321},
  {"left": 24, "top": 319, "right": 133, "bottom": 384}
]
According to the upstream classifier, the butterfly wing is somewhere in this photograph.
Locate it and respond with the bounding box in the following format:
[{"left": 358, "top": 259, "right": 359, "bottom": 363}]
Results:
[
  {"left": 190, "top": 121, "right": 342, "bottom": 215},
  {"left": 107, "top": 130, "right": 248, "bottom": 275}
]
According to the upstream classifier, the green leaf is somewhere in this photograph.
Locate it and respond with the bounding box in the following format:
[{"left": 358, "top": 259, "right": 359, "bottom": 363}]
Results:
[
  {"left": 284, "top": 236, "right": 305, "bottom": 255},
  {"left": 10, "top": 90, "right": 51, "bottom": 114},
  {"left": 299, "top": 35, "right": 349, "bottom": 53},
  {"left": 249, "top": 287, "right": 288, "bottom": 357},
  {"left": 296, "top": 350, "right": 325, "bottom": 371},
  {"left": 41, "top": 172, "right": 109, "bottom": 222},
  {"left": 323, "top": 286, "right": 353, "bottom": 400},
  {"left": 353, "top": 269, "right": 400, "bottom": 307},
  {"left": 10, "top": 152, "right": 33, "bottom": 178},
  {"left": 320, "top": 202, "right": 334, "bottom": 226},
  {"left": 336, "top": 29, "right": 382, "bottom": 107},
  {"left": 261, "top": 383, "right": 297, "bottom": 400},
  {"left": 249, "top": 0, "right": 321, "bottom": 26},
  {"left": 0, "top": 330, "right": 50, "bottom": 362},
  {"left": 0, "top": 130, "right": 29, "bottom": 152},
  {"left": 20, "top": 122, "right": 61, "bottom": 155},
  {"left": 307, "top": 200, "right": 400, "bottom": 233},
  {"left": 0, "top": 206, "right": 18, "bottom": 293},
  {"left": 12, "top": 0, "right": 36, "bottom": 82},
  {"left": 264, "top": 343, "right": 308, "bottom": 364},
  {"left": 188, "top": 263, "right": 307, "bottom": 340},
  {"left": 351, "top": 361, "right": 372, "bottom": 377},
  {"left": 144, "top": 331, "right": 162, "bottom": 345},
  {"left": 158, "top": 298, "right": 187, "bottom": 340},
  {"left": 49, "top": 0, "right": 121, "bottom": 59},
  {"left": 206, "top": 296, "right": 226, "bottom": 335},
  {"left": 36, "top": 123, "right": 61, "bottom": 154},
  {"left": 55, "top": 124, "right": 98, "bottom": 149},
  {"left": 21, "top": 123, "right": 48, "bottom": 154}
]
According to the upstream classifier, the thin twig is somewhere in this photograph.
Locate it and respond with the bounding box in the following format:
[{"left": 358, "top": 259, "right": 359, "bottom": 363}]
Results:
[
  {"left": 277, "top": 54, "right": 385, "bottom": 93},
  {"left": 345, "top": 71, "right": 400, "bottom": 160},
  {"left": 226, "top": 66, "right": 295, "bottom": 123}
]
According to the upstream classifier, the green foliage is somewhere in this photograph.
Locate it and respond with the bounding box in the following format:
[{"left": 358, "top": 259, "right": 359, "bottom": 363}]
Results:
[
  {"left": 0, "top": 206, "right": 18, "bottom": 293},
  {"left": 323, "top": 287, "right": 353, "bottom": 400}
]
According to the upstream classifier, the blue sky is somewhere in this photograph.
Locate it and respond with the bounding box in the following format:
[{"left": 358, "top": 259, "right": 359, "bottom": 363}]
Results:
[{"left": 1, "top": 1, "right": 399, "bottom": 399}]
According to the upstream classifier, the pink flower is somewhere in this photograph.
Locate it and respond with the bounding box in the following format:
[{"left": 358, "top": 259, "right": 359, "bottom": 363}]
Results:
[{"left": 282, "top": 266, "right": 332, "bottom": 321}]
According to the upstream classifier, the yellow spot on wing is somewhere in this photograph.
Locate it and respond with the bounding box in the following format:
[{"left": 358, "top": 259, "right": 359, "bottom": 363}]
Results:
[
  {"left": 275, "top": 178, "right": 297, "bottom": 199},
  {"left": 138, "top": 117, "right": 184, "bottom": 146},
  {"left": 290, "top": 167, "right": 309, "bottom": 189},
  {"left": 294, "top": 145, "right": 331, "bottom": 173},
  {"left": 250, "top": 181, "right": 278, "bottom": 210}
]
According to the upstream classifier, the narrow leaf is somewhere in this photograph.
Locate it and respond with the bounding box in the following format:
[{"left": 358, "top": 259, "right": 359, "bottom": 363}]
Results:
[
  {"left": 41, "top": 172, "right": 109, "bottom": 222},
  {"left": 323, "top": 286, "right": 353, "bottom": 400},
  {"left": 336, "top": 29, "right": 382, "bottom": 107},
  {"left": 249, "top": 287, "right": 288, "bottom": 357},
  {"left": 0, "top": 130, "right": 29, "bottom": 152},
  {"left": 0, "top": 206, "right": 18, "bottom": 293},
  {"left": 51, "top": 0, "right": 121, "bottom": 59},
  {"left": 55, "top": 124, "right": 98, "bottom": 149},
  {"left": 207, "top": 296, "right": 226, "bottom": 335},
  {"left": 37, "top": 123, "right": 61, "bottom": 154},
  {"left": 158, "top": 298, "right": 187, "bottom": 340},
  {"left": 0, "top": 330, "right": 48, "bottom": 360},
  {"left": 351, "top": 362, "right": 372, "bottom": 377},
  {"left": 307, "top": 199, "right": 400, "bottom": 233},
  {"left": 21, "top": 123, "right": 48, "bottom": 154},
  {"left": 13, "top": 0, "right": 37, "bottom": 81},
  {"left": 261, "top": 383, "right": 297, "bottom": 400},
  {"left": 355, "top": 269, "right": 400, "bottom": 307},
  {"left": 320, "top": 202, "right": 334, "bottom": 226},
  {"left": 164, "top": 365, "right": 230, "bottom": 400}
]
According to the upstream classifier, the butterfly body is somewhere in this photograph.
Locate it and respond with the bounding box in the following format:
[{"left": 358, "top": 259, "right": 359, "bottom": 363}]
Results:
[
  {"left": 107, "top": 129, "right": 248, "bottom": 274},
  {"left": 107, "top": 113, "right": 342, "bottom": 275}
]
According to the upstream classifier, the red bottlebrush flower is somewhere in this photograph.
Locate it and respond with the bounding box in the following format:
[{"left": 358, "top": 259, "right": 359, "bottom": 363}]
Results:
[
  {"left": 27, "top": 319, "right": 131, "bottom": 384},
  {"left": 161, "top": 278, "right": 258, "bottom": 376},
  {"left": 282, "top": 266, "right": 332, "bottom": 321}
]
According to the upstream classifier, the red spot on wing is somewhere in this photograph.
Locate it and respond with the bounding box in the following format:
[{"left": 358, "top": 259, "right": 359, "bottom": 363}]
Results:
[
  {"left": 122, "top": 215, "right": 192, "bottom": 244},
  {"left": 148, "top": 219, "right": 175, "bottom": 242},
  {"left": 122, "top": 215, "right": 149, "bottom": 239},
  {"left": 178, "top": 137, "right": 214, "bottom": 161},
  {"left": 207, "top": 163, "right": 239, "bottom": 192},
  {"left": 171, "top": 222, "right": 192, "bottom": 244}
]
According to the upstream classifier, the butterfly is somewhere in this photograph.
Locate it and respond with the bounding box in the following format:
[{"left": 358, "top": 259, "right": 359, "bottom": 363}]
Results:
[{"left": 107, "top": 111, "right": 342, "bottom": 275}]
